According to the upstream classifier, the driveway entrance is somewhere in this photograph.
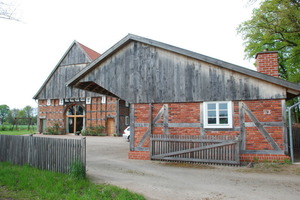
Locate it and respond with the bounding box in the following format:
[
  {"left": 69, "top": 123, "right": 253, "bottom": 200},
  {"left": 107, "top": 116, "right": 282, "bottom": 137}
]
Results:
[{"left": 86, "top": 137, "right": 300, "bottom": 200}]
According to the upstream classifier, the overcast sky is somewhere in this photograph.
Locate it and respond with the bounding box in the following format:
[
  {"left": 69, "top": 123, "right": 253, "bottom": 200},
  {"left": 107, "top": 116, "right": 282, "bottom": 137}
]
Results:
[{"left": 0, "top": 0, "right": 259, "bottom": 109}]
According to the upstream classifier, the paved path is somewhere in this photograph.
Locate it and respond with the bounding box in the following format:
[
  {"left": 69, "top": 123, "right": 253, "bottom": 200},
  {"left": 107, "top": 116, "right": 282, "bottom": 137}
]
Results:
[{"left": 86, "top": 136, "right": 300, "bottom": 200}]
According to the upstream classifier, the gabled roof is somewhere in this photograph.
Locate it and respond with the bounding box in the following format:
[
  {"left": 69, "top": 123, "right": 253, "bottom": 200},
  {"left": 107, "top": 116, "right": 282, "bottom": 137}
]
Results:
[
  {"left": 33, "top": 41, "right": 100, "bottom": 99},
  {"left": 66, "top": 34, "right": 300, "bottom": 102},
  {"left": 77, "top": 42, "right": 101, "bottom": 61}
]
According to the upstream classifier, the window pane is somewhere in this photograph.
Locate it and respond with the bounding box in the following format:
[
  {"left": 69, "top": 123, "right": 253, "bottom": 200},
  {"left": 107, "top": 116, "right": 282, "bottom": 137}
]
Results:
[
  {"left": 208, "top": 118, "right": 216, "bottom": 124},
  {"left": 67, "top": 106, "right": 75, "bottom": 115},
  {"left": 68, "top": 117, "right": 74, "bottom": 133},
  {"left": 219, "top": 103, "right": 228, "bottom": 110},
  {"left": 76, "top": 117, "right": 84, "bottom": 132},
  {"left": 207, "top": 103, "right": 216, "bottom": 110},
  {"left": 76, "top": 105, "right": 84, "bottom": 115},
  {"left": 219, "top": 110, "right": 228, "bottom": 117},
  {"left": 208, "top": 111, "right": 216, "bottom": 117},
  {"left": 219, "top": 118, "right": 228, "bottom": 124}
]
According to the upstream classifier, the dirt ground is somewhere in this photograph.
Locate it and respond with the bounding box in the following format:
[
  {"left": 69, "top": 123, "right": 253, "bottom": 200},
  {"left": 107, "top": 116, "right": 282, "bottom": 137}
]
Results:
[{"left": 85, "top": 136, "right": 300, "bottom": 200}]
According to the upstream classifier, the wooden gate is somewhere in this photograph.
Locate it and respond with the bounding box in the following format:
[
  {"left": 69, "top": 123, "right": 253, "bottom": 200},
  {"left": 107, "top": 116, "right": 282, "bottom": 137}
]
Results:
[{"left": 151, "top": 135, "right": 241, "bottom": 165}]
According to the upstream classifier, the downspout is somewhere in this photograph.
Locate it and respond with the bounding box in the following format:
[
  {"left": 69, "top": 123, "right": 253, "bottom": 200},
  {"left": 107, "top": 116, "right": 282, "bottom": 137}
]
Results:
[{"left": 288, "top": 101, "right": 300, "bottom": 163}]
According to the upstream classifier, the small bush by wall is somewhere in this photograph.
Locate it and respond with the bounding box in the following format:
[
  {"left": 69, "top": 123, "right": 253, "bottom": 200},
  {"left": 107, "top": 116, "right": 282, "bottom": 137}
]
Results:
[
  {"left": 44, "top": 122, "right": 65, "bottom": 135},
  {"left": 81, "top": 125, "right": 106, "bottom": 136}
]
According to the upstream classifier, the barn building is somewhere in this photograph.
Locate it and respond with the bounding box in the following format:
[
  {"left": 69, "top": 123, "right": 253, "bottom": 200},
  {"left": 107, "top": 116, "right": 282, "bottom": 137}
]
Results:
[
  {"left": 33, "top": 41, "right": 129, "bottom": 136},
  {"left": 66, "top": 34, "right": 300, "bottom": 164}
]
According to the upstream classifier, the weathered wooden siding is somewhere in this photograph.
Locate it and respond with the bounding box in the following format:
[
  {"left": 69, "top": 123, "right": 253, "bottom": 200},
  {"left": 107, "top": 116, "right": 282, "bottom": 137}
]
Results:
[
  {"left": 35, "top": 42, "right": 101, "bottom": 99},
  {"left": 77, "top": 41, "right": 286, "bottom": 103},
  {"left": 60, "top": 43, "right": 91, "bottom": 66}
]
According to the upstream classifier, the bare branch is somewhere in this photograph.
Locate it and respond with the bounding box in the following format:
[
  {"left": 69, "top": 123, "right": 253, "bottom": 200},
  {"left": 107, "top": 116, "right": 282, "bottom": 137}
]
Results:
[{"left": 0, "top": 1, "right": 19, "bottom": 21}]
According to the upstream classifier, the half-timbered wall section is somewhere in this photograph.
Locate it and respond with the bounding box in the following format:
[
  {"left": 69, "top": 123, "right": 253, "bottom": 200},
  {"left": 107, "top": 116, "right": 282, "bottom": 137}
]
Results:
[{"left": 129, "top": 101, "right": 290, "bottom": 162}]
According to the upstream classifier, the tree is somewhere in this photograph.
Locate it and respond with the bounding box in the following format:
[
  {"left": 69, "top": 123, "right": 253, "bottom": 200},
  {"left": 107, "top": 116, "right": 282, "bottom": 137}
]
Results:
[
  {"left": 237, "top": 0, "right": 300, "bottom": 82},
  {"left": 6, "top": 108, "right": 19, "bottom": 124},
  {"left": 23, "top": 105, "right": 33, "bottom": 119},
  {"left": 0, "top": 0, "right": 19, "bottom": 21},
  {"left": 0, "top": 104, "right": 9, "bottom": 124}
]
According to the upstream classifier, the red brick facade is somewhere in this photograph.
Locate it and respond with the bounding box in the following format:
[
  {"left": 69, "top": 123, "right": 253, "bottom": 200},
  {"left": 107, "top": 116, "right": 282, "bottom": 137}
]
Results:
[
  {"left": 37, "top": 96, "right": 126, "bottom": 135},
  {"left": 129, "top": 100, "right": 288, "bottom": 162}
]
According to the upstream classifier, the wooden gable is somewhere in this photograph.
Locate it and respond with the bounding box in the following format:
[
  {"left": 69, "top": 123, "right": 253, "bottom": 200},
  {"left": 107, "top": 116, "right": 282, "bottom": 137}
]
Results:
[
  {"left": 33, "top": 41, "right": 101, "bottom": 100},
  {"left": 67, "top": 34, "right": 300, "bottom": 103}
]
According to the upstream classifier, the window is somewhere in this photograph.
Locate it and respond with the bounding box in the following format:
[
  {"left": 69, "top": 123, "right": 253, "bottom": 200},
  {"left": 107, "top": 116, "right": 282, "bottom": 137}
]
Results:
[
  {"left": 203, "top": 101, "right": 232, "bottom": 128},
  {"left": 59, "top": 99, "right": 64, "bottom": 105},
  {"left": 86, "top": 97, "right": 91, "bottom": 104},
  {"left": 125, "top": 116, "right": 129, "bottom": 126},
  {"left": 101, "top": 96, "right": 106, "bottom": 104},
  {"left": 47, "top": 99, "right": 51, "bottom": 106}
]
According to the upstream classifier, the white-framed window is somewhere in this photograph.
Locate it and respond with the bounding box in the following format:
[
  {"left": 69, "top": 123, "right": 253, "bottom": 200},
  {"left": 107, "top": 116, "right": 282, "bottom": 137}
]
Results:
[
  {"left": 86, "top": 97, "right": 91, "bottom": 105},
  {"left": 47, "top": 99, "right": 51, "bottom": 106},
  {"left": 125, "top": 101, "right": 129, "bottom": 107},
  {"left": 101, "top": 96, "right": 106, "bottom": 104},
  {"left": 203, "top": 101, "right": 233, "bottom": 128},
  {"left": 59, "top": 99, "right": 64, "bottom": 105}
]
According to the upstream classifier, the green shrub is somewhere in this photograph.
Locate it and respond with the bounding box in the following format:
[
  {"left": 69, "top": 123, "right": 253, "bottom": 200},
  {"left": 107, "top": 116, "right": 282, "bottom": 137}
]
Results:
[
  {"left": 69, "top": 160, "right": 86, "bottom": 180},
  {"left": 1, "top": 122, "right": 12, "bottom": 131},
  {"left": 44, "top": 122, "right": 65, "bottom": 135},
  {"left": 284, "top": 158, "right": 292, "bottom": 164},
  {"left": 81, "top": 125, "right": 106, "bottom": 136}
]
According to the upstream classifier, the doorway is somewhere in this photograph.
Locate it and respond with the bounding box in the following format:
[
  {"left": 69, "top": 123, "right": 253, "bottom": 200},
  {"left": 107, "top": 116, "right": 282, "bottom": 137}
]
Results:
[
  {"left": 107, "top": 118, "right": 115, "bottom": 136},
  {"left": 66, "top": 105, "right": 85, "bottom": 134},
  {"left": 39, "top": 119, "right": 46, "bottom": 133}
]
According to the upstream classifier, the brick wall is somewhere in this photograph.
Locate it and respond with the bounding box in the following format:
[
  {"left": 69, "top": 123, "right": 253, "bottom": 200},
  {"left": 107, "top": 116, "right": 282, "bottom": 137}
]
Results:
[
  {"left": 256, "top": 51, "right": 279, "bottom": 77},
  {"left": 85, "top": 96, "right": 118, "bottom": 128},
  {"left": 130, "top": 100, "right": 288, "bottom": 162},
  {"left": 38, "top": 96, "right": 119, "bottom": 134},
  {"left": 128, "top": 151, "right": 150, "bottom": 160},
  {"left": 243, "top": 100, "right": 284, "bottom": 151},
  {"left": 38, "top": 99, "right": 64, "bottom": 129}
]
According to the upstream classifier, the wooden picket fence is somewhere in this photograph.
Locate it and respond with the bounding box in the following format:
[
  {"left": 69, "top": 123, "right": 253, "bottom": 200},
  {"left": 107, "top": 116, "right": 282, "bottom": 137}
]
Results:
[
  {"left": 0, "top": 135, "right": 86, "bottom": 173},
  {"left": 151, "top": 134, "right": 240, "bottom": 165}
]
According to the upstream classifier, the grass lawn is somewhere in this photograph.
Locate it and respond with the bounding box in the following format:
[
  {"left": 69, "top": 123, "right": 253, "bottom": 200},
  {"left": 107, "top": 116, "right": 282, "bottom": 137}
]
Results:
[
  {"left": 0, "top": 125, "right": 36, "bottom": 135},
  {"left": 0, "top": 162, "right": 145, "bottom": 200}
]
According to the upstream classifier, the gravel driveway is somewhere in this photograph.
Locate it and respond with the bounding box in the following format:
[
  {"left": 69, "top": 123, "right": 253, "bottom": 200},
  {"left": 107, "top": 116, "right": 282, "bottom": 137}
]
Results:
[{"left": 86, "top": 136, "right": 300, "bottom": 200}]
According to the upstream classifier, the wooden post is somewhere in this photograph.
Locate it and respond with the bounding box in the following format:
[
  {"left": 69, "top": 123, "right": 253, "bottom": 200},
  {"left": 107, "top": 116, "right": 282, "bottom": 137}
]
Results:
[{"left": 130, "top": 104, "right": 135, "bottom": 151}]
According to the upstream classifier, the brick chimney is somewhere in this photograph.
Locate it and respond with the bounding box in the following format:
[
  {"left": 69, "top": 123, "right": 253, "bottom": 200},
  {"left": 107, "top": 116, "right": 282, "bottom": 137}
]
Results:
[{"left": 255, "top": 51, "right": 279, "bottom": 77}]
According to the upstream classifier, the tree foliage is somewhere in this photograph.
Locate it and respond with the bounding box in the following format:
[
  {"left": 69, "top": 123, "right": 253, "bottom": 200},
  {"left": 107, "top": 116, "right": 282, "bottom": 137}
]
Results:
[
  {"left": 3, "top": 106, "right": 36, "bottom": 125},
  {"left": 0, "top": 104, "right": 10, "bottom": 124},
  {"left": 23, "top": 105, "right": 33, "bottom": 119},
  {"left": 238, "top": 0, "right": 300, "bottom": 82}
]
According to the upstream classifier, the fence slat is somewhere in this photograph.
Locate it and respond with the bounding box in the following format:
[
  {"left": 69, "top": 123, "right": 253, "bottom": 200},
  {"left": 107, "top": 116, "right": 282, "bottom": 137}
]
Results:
[{"left": 0, "top": 135, "right": 86, "bottom": 173}]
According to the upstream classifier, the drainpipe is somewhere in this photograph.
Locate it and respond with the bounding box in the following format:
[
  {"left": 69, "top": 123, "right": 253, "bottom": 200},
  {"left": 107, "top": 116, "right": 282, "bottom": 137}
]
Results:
[{"left": 288, "top": 101, "right": 300, "bottom": 163}]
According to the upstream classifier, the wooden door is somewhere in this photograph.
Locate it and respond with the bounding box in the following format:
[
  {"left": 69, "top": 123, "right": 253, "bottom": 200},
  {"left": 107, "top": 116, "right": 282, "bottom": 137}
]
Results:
[
  {"left": 39, "top": 119, "right": 46, "bottom": 133},
  {"left": 107, "top": 118, "right": 115, "bottom": 136}
]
